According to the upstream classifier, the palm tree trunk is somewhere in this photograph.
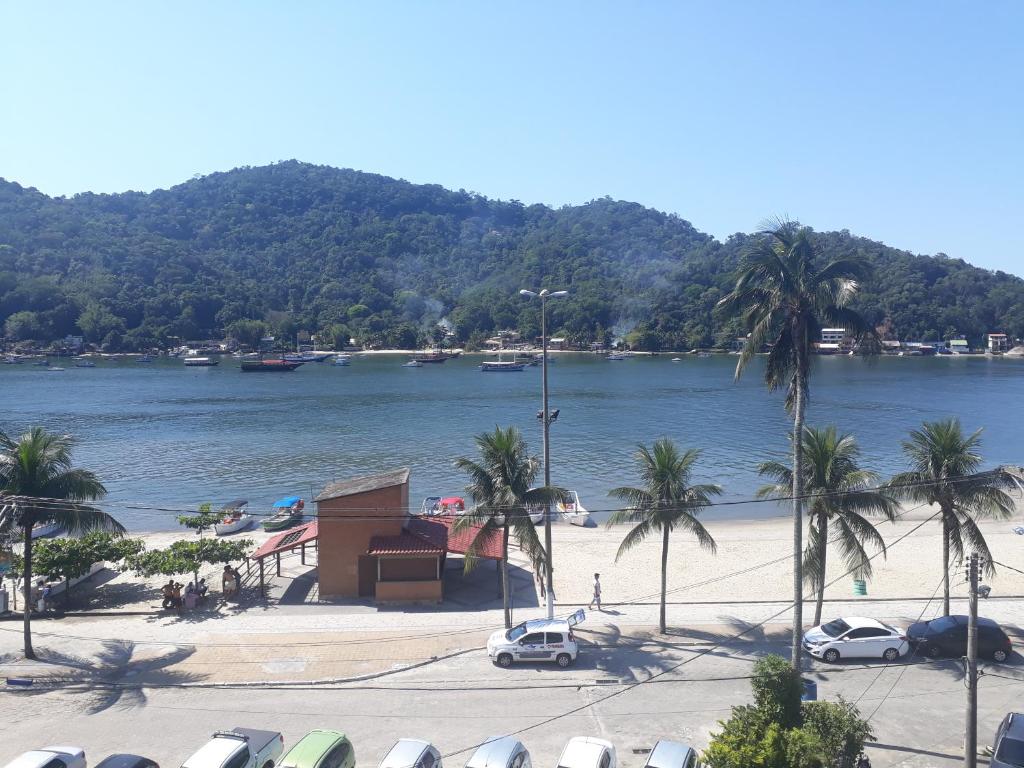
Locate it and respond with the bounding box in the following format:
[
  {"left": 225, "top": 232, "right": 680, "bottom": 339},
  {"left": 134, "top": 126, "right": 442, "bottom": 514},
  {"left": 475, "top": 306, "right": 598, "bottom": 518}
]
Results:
[
  {"left": 942, "top": 514, "right": 950, "bottom": 617},
  {"left": 660, "top": 525, "right": 669, "bottom": 634},
  {"left": 814, "top": 515, "right": 828, "bottom": 627},
  {"left": 502, "top": 523, "right": 511, "bottom": 628},
  {"left": 21, "top": 523, "right": 35, "bottom": 659},
  {"left": 791, "top": 376, "right": 805, "bottom": 671}
]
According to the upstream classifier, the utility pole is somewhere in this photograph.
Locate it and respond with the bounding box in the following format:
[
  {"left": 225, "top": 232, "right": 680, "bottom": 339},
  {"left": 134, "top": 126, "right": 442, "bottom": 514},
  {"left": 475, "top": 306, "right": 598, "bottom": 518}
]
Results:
[{"left": 965, "top": 552, "right": 980, "bottom": 768}]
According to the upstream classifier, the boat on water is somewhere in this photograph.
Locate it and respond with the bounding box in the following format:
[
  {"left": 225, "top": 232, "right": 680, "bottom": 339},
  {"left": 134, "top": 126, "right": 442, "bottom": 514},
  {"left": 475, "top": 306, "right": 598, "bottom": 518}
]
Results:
[
  {"left": 184, "top": 357, "right": 219, "bottom": 367},
  {"left": 136, "top": 354, "right": 153, "bottom": 363},
  {"left": 214, "top": 499, "right": 253, "bottom": 535},
  {"left": 74, "top": 358, "right": 97, "bottom": 368},
  {"left": 403, "top": 360, "right": 423, "bottom": 368},
  {"left": 47, "top": 366, "right": 65, "bottom": 371},
  {"left": 31, "top": 521, "right": 63, "bottom": 539},
  {"left": 697, "top": 352, "right": 712, "bottom": 358},
  {"left": 241, "top": 358, "right": 303, "bottom": 372},
  {"left": 606, "top": 353, "right": 627, "bottom": 361},
  {"left": 261, "top": 496, "right": 305, "bottom": 531},
  {"left": 332, "top": 354, "right": 351, "bottom": 366},
  {"left": 32, "top": 358, "right": 50, "bottom": 367},
  {"left": 480, "top": 360, "right": 526, "bottom": 372},
  {"left": 557, "top": 491, "right": 591, "bottom": 527},
  {"left": 671, "top": 357, "right": 683, "bottom": 362},
  {"left": 418, "top": 496, "right": 467, "bottom": 516},
  {"left": 413, "top": 350, "right": 450, "bottom": 364},
  {"left": 307, "top": 351, "right": 337, "bottom": 362},
  {"left": 283, "top": 352, "right": 318, "bottom": 363}
]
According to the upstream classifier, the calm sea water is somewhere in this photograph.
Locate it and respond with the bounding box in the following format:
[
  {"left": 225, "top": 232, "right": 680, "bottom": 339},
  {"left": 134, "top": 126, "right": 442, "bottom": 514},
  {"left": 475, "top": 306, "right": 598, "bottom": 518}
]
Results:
[{"left": 3, "top": 354, "right": 1024, "bottom": 531}]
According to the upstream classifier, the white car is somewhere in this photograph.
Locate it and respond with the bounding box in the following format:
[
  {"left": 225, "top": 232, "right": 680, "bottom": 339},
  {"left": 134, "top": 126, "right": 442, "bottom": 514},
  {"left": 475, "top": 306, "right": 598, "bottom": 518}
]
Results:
[
  {"left": 465, "top": 737, "right": 530, "bottom": 768},
  {"left": 803, "top": 617, "right": 909, "bottom": 663},
  {"left": 4, "top": 748, "right": 86, "bottom": 768},
  {"left": 182, "top": 730, "right": 284, "bottom": 768},
  {"left": 487, "top": 613, "right": 583, "bottom": 668},
  {"left": 378, "top": 740, "right": 442, "bottom": 768},
  {"left": 555, "top": 738, "right": 616, "bottom": 768}
]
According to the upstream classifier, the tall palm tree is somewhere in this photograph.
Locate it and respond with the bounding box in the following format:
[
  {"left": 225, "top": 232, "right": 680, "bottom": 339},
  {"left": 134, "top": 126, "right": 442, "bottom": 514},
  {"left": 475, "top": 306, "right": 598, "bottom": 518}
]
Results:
[
  {"left": 758, "top": 426, "right": 898, "bottom": 626},
  {"left": 607, "top": 438, "right": 719, "bottom": 633},
  {"left": 454, "top": 426, "right": 563, "bottom": 628},
  {"left": 888, "top": 419, "right": 1018, "bottom": 616},
  {"left": 0, "top": 427, "right": 122, "bottom": 659},
  {"left": 716, "top": 219, "right": 873, "bottom": 670}
]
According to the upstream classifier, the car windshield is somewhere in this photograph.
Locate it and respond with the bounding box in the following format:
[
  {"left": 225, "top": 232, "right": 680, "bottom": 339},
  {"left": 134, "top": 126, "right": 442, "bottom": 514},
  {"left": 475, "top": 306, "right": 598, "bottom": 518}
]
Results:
[
  {"left": 821, "top": 619, "right": 851, "bottom": 638},
  {"left": 996, "top": 737, "right": 1024, "bottom": 767},
  {"left": 929, "top": 616, "right": 957, "bottom": 632},
  {"left": 507, "top": 624, "right": 528, "bottom": 642}
]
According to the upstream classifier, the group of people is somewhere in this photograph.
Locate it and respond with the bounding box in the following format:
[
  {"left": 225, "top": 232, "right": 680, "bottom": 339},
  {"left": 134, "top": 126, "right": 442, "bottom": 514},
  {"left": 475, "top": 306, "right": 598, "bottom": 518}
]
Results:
[{"left": 160, "top": 578, "right": 208, "bottom": 611}]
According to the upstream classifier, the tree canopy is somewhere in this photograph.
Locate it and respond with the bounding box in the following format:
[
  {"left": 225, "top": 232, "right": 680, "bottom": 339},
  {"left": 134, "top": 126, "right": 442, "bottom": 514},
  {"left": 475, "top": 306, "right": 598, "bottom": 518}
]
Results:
[{"left": 1, "top": 161, "right": 1021, "bottom": 351}]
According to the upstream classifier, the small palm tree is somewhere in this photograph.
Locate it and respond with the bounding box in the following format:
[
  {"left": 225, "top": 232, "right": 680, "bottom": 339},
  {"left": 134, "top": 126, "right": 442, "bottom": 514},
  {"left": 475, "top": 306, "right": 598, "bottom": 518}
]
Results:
[
  {"left": 0, "top": 427, "right": 123, "bottom": 659},
  {"left": 607, "top": 438, "right": 719, "bottom": 633},
  {"left": 758, "top": 426, "right": 898, "bottom": 626},
  {"left": 716, "top": 218, "right": 873, "bottom": 669},
  {"left": 888, "top": 419, "right": 1019, "bottom": 616},
  {"left": 454, "top": 426, "right": 563, "bottom": 628}
]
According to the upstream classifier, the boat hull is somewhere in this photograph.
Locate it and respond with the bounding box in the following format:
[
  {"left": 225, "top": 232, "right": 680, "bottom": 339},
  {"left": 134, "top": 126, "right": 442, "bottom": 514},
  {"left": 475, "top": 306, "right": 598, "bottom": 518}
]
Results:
[
  {"left": 261, "top": 512, "right": 302, "bottom": 531},
  {"left": 215, "top": 515, "right": 254, "bottom": 535},
  {"left": 242, "top": 360, "right": 302, "bottom": 372}
]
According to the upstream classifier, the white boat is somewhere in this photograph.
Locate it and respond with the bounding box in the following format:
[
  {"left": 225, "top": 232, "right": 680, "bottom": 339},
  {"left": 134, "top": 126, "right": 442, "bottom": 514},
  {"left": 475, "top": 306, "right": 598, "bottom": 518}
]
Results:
[
  {"left": 606, "top": 353, "right": 627, "bottom": 361},
  {"left": 557, "top": 491, "right": 591, "bottom": 526},
  {"left": 74, "top": 358, "right": 96, "bottom": 368},
  {"left": 136, "top": 354, "right": 153, "bottom": 363},
  {"left": 31, "top": 521, "right": 62, "bottom": 539},
  {"left": 283, "top": 352, "right": 318, "bottom": 363},
  {"left": 480, "top": 360, "right": 526, "bottom": 372},
  {"left": 183, "top": 357, "right": 219, "bottom": 367},
  {"left": 671, "top": 357, "right": 682, "bottom": 362},
  {"left": 214, "top": 499, "right": 253, "bottom": 535},
  {"left": 47, "top": 366, "right": 65, "bottom": 371},
  {"left": 333, "top": 354, "right": 352, "bottom": 366},
  {"left": 418, "top": 496, "right": 467, "bottom": 516},
  {"left": 403, "top": 360, "right": 423, "bottom": 368}
]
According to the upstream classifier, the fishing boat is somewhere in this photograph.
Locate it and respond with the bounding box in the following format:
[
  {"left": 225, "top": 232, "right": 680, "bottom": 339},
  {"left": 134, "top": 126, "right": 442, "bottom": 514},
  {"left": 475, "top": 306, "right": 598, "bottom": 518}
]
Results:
[
  {"left": 241, "top": 358, "right": 302, "bottom": 372},
  {"left": 332, "top": 354, "right": 352, "bottom": 366},
  {"left": 214, "top": 499, "right": 253, "bottom": 535},
  {"left": 413, "top": 350, "right": 449, "bottom": 364},
  {"left": 183, "top": 357, "right": 218, "bottom": 367},
  {"left": 261, "top": 496, "right": 305, "bottom": 531},
  {"left": 557, "top": 491, "right": 591, "bottom": 527},
  {"left": 480, "top": 359, "right": 526, "bottom": 371},
  {"left": 403, "top": 360, "right": 423, "bottom": 368},
  {"left": 283, "top": 352, "right": 318, "bottom": 363},
  {"left": 74, "top": 358, "right": 97, "bottom": 368},
  {"left": 31, "top": 521, "right": 63, "bottom": 539},
  {"left": 606, "top": 353, "right": 627, "bottom": 361}
]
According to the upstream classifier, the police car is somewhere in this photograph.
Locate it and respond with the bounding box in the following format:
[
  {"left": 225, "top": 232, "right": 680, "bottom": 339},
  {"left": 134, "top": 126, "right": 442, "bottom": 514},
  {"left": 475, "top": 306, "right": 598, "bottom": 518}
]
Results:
[{"left": 487, "top": 610, "right": 584, "bottom": 668}]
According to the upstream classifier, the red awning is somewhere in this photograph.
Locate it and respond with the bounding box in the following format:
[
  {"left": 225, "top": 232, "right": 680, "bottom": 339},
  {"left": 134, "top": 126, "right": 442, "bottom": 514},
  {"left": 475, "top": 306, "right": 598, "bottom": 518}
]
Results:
[
  {"left": 252, "top": 520, "right": 318, "bottom": 561},
  {"left": 407, "top": 515, "right": 504, "bottom": 561},
  {"left": 368, "top": 532, "right": 444, "bottom": 556}
]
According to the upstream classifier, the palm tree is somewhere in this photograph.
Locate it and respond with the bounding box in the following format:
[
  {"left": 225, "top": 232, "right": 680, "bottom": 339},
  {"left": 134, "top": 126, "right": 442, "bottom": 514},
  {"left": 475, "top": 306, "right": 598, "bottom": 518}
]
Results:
[
  {"left": 758, "top": 426, "right": 898, "bottom": 626},
  {"left": 716, "top": 218, "right": 873, "bottom": 670},
  {"left": 454, "top": 426, "right": 563, "bottom": 628},
  {"left": 888, "top": 419, "right": 1019, "bottom": 616},
  {"left": 607, "top": 438, "right": 719, "bottom": 633},
  {"left": 0, "top": 427, "right": 123, "bottom": 659}
]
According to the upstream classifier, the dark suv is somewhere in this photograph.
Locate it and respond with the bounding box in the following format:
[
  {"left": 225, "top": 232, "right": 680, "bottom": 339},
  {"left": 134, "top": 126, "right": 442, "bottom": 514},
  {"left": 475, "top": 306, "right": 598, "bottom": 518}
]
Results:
[
  {"left": 992, "top": 712, "right": 1024, "bottom": 768},
  {"left": 907, "top": 615, "right": 1012, "bottom": 662}
]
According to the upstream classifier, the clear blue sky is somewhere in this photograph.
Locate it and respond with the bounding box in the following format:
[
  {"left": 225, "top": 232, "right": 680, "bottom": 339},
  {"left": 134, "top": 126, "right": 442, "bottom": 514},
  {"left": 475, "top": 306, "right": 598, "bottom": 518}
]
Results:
[{"left": 3, "top": 1, "right": 1022, "bottom": 274}]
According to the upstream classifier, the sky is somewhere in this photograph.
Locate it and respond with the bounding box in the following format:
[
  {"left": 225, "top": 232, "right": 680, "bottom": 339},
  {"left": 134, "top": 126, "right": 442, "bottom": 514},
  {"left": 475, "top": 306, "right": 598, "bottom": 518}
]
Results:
[{"left": 2, "top": 1, "right": 1022, "bottom": 274}]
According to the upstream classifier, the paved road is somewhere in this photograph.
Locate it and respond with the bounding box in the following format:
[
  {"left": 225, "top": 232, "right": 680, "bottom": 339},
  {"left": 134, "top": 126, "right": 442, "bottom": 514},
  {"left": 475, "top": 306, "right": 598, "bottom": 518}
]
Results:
[{"left": 3, "top": 633, "right": 1022, "bottom": 768}]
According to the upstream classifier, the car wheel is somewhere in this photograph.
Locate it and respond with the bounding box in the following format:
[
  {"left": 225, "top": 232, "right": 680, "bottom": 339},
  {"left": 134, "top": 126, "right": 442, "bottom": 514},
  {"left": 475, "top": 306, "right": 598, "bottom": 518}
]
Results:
[
  {"left": 556, "top": 653, "right": 572, "bottom": 668},
  {"left": 497, "top": 653, "right": 513, "bottom": 668},
  {"left": 925, "top": 644, "right": 941, "bottom": 659},
  {"left": 823, "top": 648, "right": 840, "bottom": 663},
  {"left": 263, "top": 762, "right": 274, "bottom": 768},
  {"left": 992, "top": 649, "right": 1009, "bottom": 663},
  {"left": 883, "top": 647, "right": 900, "bottom": 662}
]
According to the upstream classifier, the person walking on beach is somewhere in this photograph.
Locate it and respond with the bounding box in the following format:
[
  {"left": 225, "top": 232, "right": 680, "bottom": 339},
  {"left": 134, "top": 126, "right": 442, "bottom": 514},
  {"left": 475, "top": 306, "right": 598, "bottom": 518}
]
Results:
[{"left": 588, "top": 573, "right": 602, "bottom": 611}]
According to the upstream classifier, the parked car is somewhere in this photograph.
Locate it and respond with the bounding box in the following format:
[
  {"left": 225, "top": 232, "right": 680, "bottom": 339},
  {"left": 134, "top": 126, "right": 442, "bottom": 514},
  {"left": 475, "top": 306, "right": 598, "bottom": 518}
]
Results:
[
  {"left": 3, "top": 748, "right": 86, "bottom": 768},
  {"left": 279, "top": 731, "right": 354, "bottom": 768},
  {"left": 802, "top": 617, "right": 909, "bottom": 662},
  {"left": 488, "top": 616, "right": 580, "bottom": 668},
  {"left": 95, "top": 756, "right": 159, "bottom": 768},
  {"left": 907, "top": 615, "right": 1012, "bottom": 662},
  {"left": 378, "top": 740, "right": 441, "bottom": 768},
  {"left": 465, "top": 737, "right": 530, "bottom": 768},
  {"left": 181, "top": 730, "right": 285, "bottom": 768},
  {"left": 991, "top": 712, "right": 1024, "bottom": 768},
  {"left": 555, "top": 738, "right": 616, "bottom": 768},
  {"left": 643, "top": 741, "right": 701, "bottom": 768}
]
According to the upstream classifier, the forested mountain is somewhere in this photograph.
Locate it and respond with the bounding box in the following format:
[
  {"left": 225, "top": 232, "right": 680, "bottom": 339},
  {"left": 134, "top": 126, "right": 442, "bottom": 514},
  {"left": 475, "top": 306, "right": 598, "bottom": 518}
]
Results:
[{"left": 1, "top": 160, "right": 1021, "bottom": 351}]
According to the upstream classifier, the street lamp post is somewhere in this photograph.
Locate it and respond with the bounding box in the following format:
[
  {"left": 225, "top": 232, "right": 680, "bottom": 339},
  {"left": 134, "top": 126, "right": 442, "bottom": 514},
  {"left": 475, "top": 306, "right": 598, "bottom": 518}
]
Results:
[{"left": 520, "top": 287, "right": 568, "bottom": 619}]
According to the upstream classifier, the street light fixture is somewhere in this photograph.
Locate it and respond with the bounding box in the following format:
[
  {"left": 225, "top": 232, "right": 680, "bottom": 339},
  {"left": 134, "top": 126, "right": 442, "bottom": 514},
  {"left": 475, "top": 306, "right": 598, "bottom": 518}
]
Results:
[{"left": 520, "top": 286, "right": 568, "bottom": 619}]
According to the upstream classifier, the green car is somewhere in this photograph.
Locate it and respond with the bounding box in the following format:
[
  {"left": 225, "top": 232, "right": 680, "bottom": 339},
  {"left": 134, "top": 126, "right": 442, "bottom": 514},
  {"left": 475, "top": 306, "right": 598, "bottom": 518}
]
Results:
[{"left": 279, "top": 730, "right": 355, "bottom": 768}]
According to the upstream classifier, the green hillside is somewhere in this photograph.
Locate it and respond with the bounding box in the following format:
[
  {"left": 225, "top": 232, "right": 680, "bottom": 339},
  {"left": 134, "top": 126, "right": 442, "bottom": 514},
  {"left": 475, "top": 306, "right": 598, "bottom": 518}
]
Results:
[{"left": 1, "top": 160, "right": 1021, "bottom": 351}]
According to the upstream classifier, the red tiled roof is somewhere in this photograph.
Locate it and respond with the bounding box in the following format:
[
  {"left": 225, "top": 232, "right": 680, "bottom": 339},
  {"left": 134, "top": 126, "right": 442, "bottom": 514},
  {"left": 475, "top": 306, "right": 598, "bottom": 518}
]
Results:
[
  {"left": 252, "top": 520, "right": 319, "bottom": 560},
  {"left": 367, "top": 531, "right": 444, "bottom": 556},
  {"left": 407, "top": 515, "right": 504, "bottom": 561}
]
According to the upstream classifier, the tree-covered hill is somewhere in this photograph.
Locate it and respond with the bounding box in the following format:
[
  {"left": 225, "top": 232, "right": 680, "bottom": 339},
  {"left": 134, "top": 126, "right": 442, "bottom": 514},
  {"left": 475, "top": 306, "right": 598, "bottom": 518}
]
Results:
[{"left": 1, "top": 160, "right": 1021, "bottom": 351}]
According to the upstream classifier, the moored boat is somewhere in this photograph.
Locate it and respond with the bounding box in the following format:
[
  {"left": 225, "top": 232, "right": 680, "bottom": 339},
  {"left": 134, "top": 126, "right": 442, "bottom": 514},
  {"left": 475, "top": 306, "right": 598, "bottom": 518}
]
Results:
[
  {"left": 480, "top": 360, "right": 526, "bottom": 371},
  {"left": 403, "top": 360, "right": 424, "bottom": 368},
  {"left": 136, "top": 354, "right": 153, "bottom": 363},
  {"left": 418, "top": 496, "right": 466, "bottom": 516},
  {"left": 241, "top": 358, "right": 303, "bottom": 372},
  {"left": 214, "top": 499, "right": 253, "bottom": 535},
  {"left": 557, "top": 491, "right": 591, "bottom": 526},
  {"left": 184, "top": 357, "right": 219, "bottom": 367},
  {"left": 74, "top": 358, "right": 97, "bottom": 368},
  {"left": 31, "top": 521, "right": 63, "bottom": 539},
  {"left": 332, "top": 354, "right": 352, "bottom": 366},
  {"left": 261, "top": 496, "right": 305, "bottom": 531}
]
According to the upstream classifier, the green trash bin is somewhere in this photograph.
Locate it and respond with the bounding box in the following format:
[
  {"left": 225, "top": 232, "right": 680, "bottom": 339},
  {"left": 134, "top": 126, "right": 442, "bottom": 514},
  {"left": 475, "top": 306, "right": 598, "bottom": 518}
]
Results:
[{"left": 853, "top": 579, "right": 867, "bottom": 596}]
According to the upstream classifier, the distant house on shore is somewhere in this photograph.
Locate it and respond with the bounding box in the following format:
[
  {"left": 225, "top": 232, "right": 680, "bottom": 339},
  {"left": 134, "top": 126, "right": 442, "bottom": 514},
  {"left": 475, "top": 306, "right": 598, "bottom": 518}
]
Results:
[
  {"left": 818, "top": 328, "right": 853, "bottom": 354},
  {"left": 881, "top": 340, "right": 902, "bottom": 354},
  {"left": 948, "top": 338, "right": 970, "bottom": 354},
  {"left": 988, "top": 333, "right": 1010, "bottom": 353}
]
